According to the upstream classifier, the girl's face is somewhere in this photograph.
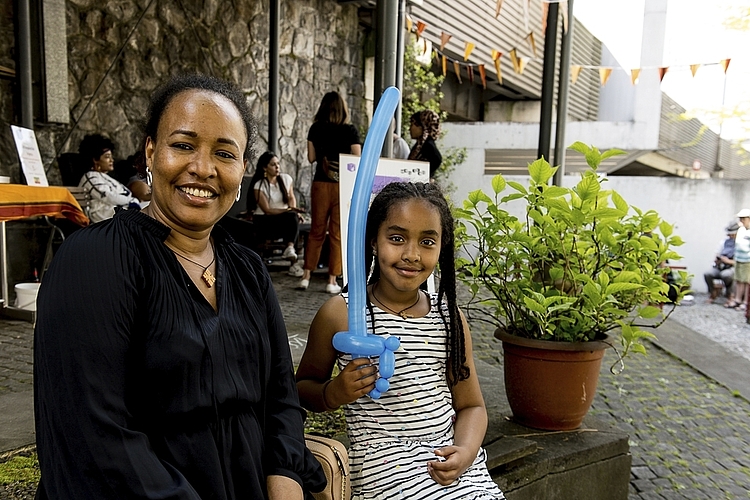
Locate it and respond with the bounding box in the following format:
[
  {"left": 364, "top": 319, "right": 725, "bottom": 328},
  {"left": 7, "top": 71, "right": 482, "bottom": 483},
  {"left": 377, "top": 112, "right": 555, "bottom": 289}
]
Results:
[
  {"left": 409, "top": 120, "right": 422, "bottom": 139},
  {"left": 264, "top": 156, "right": 280, "bottom": 178},
  {"left": 144, "top": 89, "right": 247, "bottom": 233},
  {"left": 372, "top": 199, "right": 442, "bottom": 293}
]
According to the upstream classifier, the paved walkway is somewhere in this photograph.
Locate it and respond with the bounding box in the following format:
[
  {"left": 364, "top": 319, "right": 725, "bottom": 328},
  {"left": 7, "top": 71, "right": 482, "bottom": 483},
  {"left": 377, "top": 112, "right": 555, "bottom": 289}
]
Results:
[{"left": 2, "top": 268, "right": 750, "bottom": 499}]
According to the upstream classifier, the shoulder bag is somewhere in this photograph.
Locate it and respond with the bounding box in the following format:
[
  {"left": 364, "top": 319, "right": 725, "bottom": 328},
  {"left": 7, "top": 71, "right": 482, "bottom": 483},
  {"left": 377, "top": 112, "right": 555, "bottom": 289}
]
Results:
[{"left": 305, "top": 434, "right": 350, "bottom": 500}]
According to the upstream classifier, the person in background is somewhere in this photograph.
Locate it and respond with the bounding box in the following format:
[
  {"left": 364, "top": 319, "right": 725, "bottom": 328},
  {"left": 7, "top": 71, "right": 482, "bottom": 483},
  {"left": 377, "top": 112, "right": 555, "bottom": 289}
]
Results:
[
  {"left": 247, "top": 151, "right": 305, "bottom": 277},
  {"left": 77, "top": 134, "right": 140, "bottom": 222},
  {"left": 706, "top": 222, "right": 737, "bottom": 305},
  {"left": 299, "top": 91, "right": 361, "bottom": 293},
  {"left": 408, "top": 110, "right": 442, "bottom": 179},
  {"left": 35, "top": 73, "right": 325, "bottom": 499},
  {"left": 112, "top": 153, "right": 151, "bottom": 205},
  {"left": 392, "top": 118, "right": 410, "bottom": 160},
  {"left": 734, "top": 209, "right": 750, "bottom": 313}
]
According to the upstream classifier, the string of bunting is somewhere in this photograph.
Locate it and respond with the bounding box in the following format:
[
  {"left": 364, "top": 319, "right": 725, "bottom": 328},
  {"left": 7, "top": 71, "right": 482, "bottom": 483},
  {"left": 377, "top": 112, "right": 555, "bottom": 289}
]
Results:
[{"left": 407, "top": 12, "right": 732, "bottom": 90}]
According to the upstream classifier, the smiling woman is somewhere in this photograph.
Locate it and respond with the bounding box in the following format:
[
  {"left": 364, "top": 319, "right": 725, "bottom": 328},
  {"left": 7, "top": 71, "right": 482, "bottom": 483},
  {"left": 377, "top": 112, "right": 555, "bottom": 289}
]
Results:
[{"left": 34, "top": 74, "right": 325, "bottom": 500}]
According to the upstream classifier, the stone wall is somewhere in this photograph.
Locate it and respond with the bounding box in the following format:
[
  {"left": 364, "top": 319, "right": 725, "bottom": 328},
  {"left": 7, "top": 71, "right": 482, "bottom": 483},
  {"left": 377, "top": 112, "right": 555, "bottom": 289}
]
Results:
[{"left": 0, "top": 0, "right": 367, "bottom": 205}]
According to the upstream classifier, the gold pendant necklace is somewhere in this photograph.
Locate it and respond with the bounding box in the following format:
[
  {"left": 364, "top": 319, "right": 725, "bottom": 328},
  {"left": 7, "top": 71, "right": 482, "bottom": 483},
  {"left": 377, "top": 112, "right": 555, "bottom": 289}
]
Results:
[
  {"left": 372, "top": 285, "right": 421, "bottom": 319},
  {"left": 170, "top": 241, "right": 216, "bottom": 287}
]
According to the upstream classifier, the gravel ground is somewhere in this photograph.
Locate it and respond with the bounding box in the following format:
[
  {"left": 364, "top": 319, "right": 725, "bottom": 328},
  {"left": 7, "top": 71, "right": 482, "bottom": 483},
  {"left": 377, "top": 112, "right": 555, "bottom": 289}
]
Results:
[{"left": 667, "top": 292, "right": 750, "bottom": 362}]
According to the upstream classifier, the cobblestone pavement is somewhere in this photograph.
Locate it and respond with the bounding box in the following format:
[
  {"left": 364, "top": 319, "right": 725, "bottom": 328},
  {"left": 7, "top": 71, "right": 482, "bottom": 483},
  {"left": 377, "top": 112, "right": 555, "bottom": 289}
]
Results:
[{"left": 2, "top": 269, "right": 750, "bottom": 499}]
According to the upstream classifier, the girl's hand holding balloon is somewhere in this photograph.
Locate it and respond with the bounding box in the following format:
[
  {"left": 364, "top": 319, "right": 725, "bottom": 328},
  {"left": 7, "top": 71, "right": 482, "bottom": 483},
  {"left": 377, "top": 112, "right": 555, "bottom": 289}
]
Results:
[
  {"left": 327, "top": 358, "right": 378, "bottom": 408},
  {"left": 426, "top": 445, "right": 475, "bottom": 486}
]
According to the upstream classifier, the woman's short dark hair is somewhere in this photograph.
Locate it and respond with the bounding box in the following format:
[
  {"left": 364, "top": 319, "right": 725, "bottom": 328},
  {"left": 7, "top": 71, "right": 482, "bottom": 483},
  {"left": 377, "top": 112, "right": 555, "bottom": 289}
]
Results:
[
  {"left": 78, "top": 134, "right": 115, "bottom": 165},
  {"left": 142, "top": 73, "right": 257, "bottom": 162}
]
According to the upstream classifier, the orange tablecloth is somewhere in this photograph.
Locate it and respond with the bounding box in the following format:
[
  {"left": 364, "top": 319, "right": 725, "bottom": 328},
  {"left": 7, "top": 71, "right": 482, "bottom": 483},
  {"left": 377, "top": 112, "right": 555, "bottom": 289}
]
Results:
[{"left": 0, "top": 184, "right": 89, "bottom": 226}]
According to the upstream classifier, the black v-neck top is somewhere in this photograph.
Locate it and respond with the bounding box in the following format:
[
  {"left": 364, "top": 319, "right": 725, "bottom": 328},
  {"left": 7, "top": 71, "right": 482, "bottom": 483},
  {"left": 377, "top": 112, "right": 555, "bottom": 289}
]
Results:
[{"left": 34, "top": 209, "right": 324, "bottom": 499}]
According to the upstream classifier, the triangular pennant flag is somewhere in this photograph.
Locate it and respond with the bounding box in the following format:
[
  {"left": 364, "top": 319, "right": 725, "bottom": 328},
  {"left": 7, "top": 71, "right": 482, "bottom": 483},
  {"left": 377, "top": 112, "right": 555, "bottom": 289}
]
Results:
[
  {"left": 517, "top": 57, "right": 528, "bottom": 75},
  {"left": 442, "top": 55, "right": 447, "bottom": 76},
  {"left": 440, "top": 32, "right": 452, "bottom": 51},
  {"left": 721, "top": 58, "right": 731, "bottom": 73},
  {"left": 495, "top": 0, "right": 503, "bottom": 18},
  {"left": 570, "top": 65, "right": 582, "bottom": 84},
  {"left": 541, "top": 1, "right": 549, "bottom": 33},
  {"left": 464, "top": 42, "right": 475, "bottom": 61},
  {"left": 406, "top": 16, "right": 413, "bottom": 34},
  {"left": 630, "top": 69, "right": 640, "bottom": 85},
  {"left": 453, "top": 60, "right": 462, "bottom": 83},
  {"left": 690, "top": 64, "right": 700, "bottom": 77},
  {"left": 510, "top": 48, "right": 520, "bottom": 73},
  {"left": 416, "top": 21, "right": 426, "bottom": 40},
  {"left": 492, "top": 51, "right": 503, "bottom": 84},
  {"left": 526, "top": 32, "right": 537, "bottom": 58},
  {"left": 479, "top": 64, "right": 487, "bottom": 89},
  {"left": 467, "top": 64, "right": 474, "bottom": 84},
  {"left": 422, "top": 38, "right": 428, "bottom": 56},
  {"left": 658, "top": 66, "right": 668, "bottom": 82},
  {"left": 599, "top": 67, "right": 612, "bottom": 86},
  {"left": 561, "top": 0, "right": 569, "bottom": 33}
]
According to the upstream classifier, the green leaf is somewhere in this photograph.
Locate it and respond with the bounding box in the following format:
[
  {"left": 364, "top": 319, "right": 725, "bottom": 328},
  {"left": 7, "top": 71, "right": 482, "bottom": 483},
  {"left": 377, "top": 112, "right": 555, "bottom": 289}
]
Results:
[
  {"left": 568, "top": 142, "right": 591, "bottom": 155},
  {"left": 491, "top": 175, "right": 507, "bottom": 195},
  {"left": 528, "top": 158, "right": 555, "bottom": 184},
  {"left": 614, "top": 271, "right": 641, "bottom": 283},
  {"left": 611, "top": 191, "right": 628, "bottom": 213},
  {"left": 600, "top": 148, "right": 626, "bottom": 161},
  {"left": 575, "top": 173, "right": 601, "bottom": 201},
  {"left": 658, "top": 221, "right": 673, "bottom": 238},
  {"left": 549, "top": 267, "right": 565, "bottom": 281},
  {"left": 543, "top": 186, "right": 568, "bottom": 198},
  {"left": 605, "top": 283, "right": 644, "bottom": 294},
  {"left": 507, "top": 181, "right": 528, "bottom": 195},
  {"left": 638, "top": 305, "right": 662, "bottom": 319},
  {"left": 523, "top": 295, "right": 547, "bottom": 315},
  {"left": 500, "top": 193, "right": 525, "bottom": 203}
]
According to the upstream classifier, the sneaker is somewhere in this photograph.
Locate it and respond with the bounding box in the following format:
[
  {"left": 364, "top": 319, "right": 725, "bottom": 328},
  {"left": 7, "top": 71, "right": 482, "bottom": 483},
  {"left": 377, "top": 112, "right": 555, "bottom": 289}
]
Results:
[
  {"left": 297, "top": 278, "right": 309, "bottom": 290},
  {"left": 325, "top": 283, "right": 342, "bottom": 294},
  {"left": 282, "top": 245, "right": 298, "bottom": 263},
  {"left": 288, "top": 262, "right": 304, "bottom": 277}
]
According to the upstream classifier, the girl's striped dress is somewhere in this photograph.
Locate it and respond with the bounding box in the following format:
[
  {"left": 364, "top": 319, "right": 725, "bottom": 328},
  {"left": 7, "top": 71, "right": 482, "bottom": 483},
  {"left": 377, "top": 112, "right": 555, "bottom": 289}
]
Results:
[{"left": 338, "top": 292, "right": 504, "bottom": 500}]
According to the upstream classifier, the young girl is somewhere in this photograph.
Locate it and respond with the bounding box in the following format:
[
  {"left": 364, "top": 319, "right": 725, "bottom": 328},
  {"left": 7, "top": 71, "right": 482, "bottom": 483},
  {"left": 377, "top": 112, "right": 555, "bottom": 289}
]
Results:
[{"left": 296, "top": 182, "right": 504, "bottom": 499}]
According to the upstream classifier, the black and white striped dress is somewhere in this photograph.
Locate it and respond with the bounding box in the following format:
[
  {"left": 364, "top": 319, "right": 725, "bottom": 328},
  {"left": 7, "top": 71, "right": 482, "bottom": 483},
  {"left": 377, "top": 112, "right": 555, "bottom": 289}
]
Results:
[{"left": 338, "top": 292, "right": 504, "bottom": 500}]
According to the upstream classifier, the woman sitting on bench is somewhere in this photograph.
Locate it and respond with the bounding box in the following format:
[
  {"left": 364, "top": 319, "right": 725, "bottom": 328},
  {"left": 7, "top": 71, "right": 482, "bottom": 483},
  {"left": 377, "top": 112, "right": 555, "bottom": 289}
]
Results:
[{"left": 247, "top": 151, "right": 305, "bottom": 276}]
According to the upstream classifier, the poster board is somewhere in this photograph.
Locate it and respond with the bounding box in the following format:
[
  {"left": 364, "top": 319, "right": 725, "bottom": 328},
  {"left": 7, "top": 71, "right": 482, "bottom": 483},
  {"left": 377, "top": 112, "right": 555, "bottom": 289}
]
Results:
[
  {"left": 10, "top": 126, "right": 48, "bottom": 187},
  {"left": 338, "top": 154, "right": 431, "bottom": 290}
]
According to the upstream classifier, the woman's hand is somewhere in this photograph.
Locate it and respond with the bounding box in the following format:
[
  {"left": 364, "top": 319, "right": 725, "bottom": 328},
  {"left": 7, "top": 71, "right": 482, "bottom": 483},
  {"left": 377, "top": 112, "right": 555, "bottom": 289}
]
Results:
[
  {"left": 327, "top": 358, "right": 378, "bottom": 408},
  {"left": 427, "top": 445, "right": 475, "bottom": 486}
]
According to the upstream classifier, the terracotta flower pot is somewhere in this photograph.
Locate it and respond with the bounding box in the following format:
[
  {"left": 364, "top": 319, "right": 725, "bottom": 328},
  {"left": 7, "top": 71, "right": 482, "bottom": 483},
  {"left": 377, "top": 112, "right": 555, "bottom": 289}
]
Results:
[{"left": 495, "top": 329, "right": 611, "bottom": 431}]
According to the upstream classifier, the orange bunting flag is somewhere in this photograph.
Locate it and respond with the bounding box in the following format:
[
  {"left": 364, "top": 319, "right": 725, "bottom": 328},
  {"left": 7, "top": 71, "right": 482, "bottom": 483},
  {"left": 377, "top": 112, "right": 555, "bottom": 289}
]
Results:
[
  {"left": 541, "top": 2, "right": 549, "bottom": 33},
  {"left": 442, "top": 55, "right": 447, "bottom": 76},
  {"left": 599, "top": 67, "right": 612, "bottom": 86},
  {"left": 630, "top": 69, "right": 640, "bottom": 85},
  {"left": 416, "top": 21, "right": 426, "bottom": 40},
  {"left": 464, "top": 42, "right": 475, "bottom": 61},
  {"left": 453, "top": 60, "right": 462, "bottom": 83},
  {"left": 491, "top": 50, "right": 503, "bottom": 84},
  {"left": 690, "top": 64, "right": 700, "bottom": 77},
  {"left": 440, "top": 32, "right": 452, "bottom": 51},
  {"left": 510, "top": 48, "right": 520, "bottom": 73},
  {"left": 517, "top": 57, "right": 528, "bottom": 75},
  {"left": 721, "top": 58, "right": 731, "bottom": 73},
  {"left": 495, "top": 0, "right": 503, "bottom": 18},
  {"left": 570, "top": 65, "right": 582, "bottom": 84},
  {"left": 406, "top": 16, "right": 413, "bottom": 34},
  {"left": 561, "top": 0, "right": 569, "bottom": 33},
  {"left": 658, "top": 67, "right": 668, "bottom": 82},
  {"left": 479, "top": 64, "right": 487, "bottom": 89},
  {"left": 526, "top": 32, "right": 537, "bottom": 58},
  {"left": 421, "top": 38, "right": 428, "bottom": 56},
  {"left": 467, "top": 64, "right": 474, "bottom": 84}
]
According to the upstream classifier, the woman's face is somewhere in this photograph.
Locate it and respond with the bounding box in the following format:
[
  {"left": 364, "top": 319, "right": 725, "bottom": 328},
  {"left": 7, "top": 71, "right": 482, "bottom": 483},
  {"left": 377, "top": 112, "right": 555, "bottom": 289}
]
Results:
[
  {"left": 409, "top": 120, "right": 422, "bottom": 140},
  {"left": 93, "top": 150, "right": 114, "bottom": 172},
  {"left": 144, "top": 89, "right": 247, "bottom": 232},
  {"left": 264, "top": 156, "right": 280, "bottom": 178}
]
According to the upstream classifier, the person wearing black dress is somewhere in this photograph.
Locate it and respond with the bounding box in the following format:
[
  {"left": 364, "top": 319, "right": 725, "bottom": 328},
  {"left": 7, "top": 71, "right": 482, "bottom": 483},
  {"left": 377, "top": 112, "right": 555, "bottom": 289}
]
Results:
[
  {"left": 34, "top": 74, "right": 325, "bottom": 499},
  {"left": 408, "top": 110, "right": 443, "bottom": 179}
]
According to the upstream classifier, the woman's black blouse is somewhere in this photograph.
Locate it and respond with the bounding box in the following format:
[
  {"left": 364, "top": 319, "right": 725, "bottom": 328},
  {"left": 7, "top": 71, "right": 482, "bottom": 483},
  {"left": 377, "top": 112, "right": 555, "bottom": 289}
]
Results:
[
  {"left": 412, "top": 137, "right": 442, "bottom": 178},
  {"left": 34, "top": 209, "right": 324, "bottom": 499}
]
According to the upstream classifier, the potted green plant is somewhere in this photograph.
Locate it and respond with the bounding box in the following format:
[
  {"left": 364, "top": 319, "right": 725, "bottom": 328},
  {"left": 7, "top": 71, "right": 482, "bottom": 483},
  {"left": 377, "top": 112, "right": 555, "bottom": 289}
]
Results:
[{"left": 454, "top": 143, "right": 689, "bottom": 431}]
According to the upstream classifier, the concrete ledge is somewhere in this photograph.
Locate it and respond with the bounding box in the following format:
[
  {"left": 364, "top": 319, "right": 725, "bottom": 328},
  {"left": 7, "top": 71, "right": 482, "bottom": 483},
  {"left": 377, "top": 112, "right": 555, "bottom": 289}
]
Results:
[
  {"left": 0, "top": 390, "right": 35, "bottom": 453},
  {"left": 477, "top": 359, "right": 631, "bottom": 500}
]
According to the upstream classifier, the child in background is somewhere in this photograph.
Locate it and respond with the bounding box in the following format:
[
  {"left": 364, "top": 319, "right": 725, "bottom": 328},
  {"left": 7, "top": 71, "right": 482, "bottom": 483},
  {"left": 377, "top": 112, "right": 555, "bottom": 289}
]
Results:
[{"left": 296, "top": 182, "right": 504, "bottom": 499}]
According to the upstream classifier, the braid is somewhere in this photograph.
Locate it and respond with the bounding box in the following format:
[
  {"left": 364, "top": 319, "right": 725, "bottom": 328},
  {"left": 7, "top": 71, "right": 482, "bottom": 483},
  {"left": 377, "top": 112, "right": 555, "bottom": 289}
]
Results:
[{"left": 365, "top": 182, "right": 469, "bottom": 386}]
